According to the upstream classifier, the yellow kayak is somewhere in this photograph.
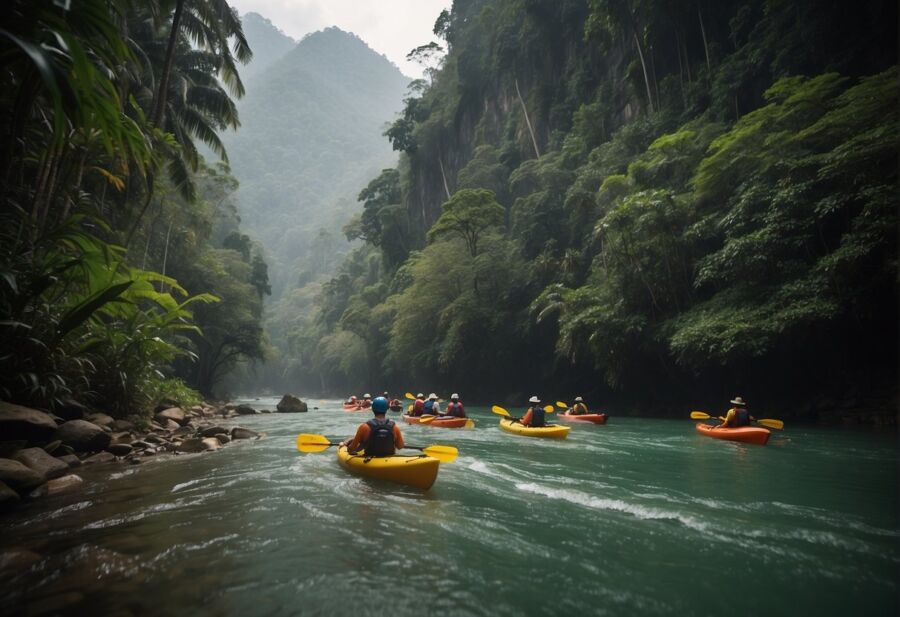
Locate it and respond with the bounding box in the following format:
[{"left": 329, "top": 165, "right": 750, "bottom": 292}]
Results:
[
  {"left": 336, "top": 445, "right": 440, "bottom": 490},
  {"left": 499, "top": 418, "right": 570, "bottom": 439}
]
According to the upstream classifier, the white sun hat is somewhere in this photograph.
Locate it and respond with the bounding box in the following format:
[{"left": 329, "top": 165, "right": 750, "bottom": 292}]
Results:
[
  {"left": 428, "top": 393, "right": 437, "bottom": 400},
  {"left": 451, "top": 393, "right": 459, "bottom": 399},
  {"left": 363, "top": 393, "right": 371, "bottom": 398},
  {"left": 528, "top": 396, "right": 540, "bottom": 403}
]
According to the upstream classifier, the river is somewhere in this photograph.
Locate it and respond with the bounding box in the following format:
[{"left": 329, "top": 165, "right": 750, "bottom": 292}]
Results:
[{"left": 1, "top": 397, "right": 897, "bottom": 616}]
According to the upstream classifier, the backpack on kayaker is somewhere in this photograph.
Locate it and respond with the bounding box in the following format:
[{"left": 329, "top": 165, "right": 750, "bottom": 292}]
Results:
[{"left": 365, "top": 418, "right": 396, "bottom": 456}]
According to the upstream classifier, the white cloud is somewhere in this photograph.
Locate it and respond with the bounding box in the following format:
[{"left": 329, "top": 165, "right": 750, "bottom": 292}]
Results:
[{"left": 228, "top": 0, "right": 450, "bottom": 78}]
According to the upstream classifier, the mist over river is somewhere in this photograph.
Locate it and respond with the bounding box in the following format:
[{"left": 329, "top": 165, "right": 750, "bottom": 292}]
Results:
[{"left": 1, "top": 397, "right": 897, "bottom": 616}]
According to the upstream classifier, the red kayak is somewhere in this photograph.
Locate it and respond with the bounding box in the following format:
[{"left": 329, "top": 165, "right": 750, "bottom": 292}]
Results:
[
  {"left": 402, "top": 415, "right": 469, "bottom": 428},
  {"left": 557, "top": 412, "right": 608, "bottom": 424},
  {"left": 695, "top": 422, "right": 770, "bottom": 446}
]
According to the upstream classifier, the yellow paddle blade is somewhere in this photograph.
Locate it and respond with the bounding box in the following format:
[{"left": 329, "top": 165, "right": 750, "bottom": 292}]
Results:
[
  {"left": 463, "top": 419, "right": 475, "bottom": 429},
  {"left": 491, "top": 405, "right": 510, "bottom": 417},
  {"left": 421, "top": 445, "right": 458, "bottom": 463},
  {"left": 556, "top": 401, "right": 568, "bottom": 408},
  {"left": 296, "top": 433, "right": 332, "bottom": 453},
  {"left": 419, "top": 415, "right": 436, "bottom": 424},
  {"left": 404, "top": 392, "right": 416, "bottom": 400},
  {"left": 543, "top": 405, "right": 555, "bottom": 413},
  {"left": 407, "top": 404, "right": 413, "bottom": 413},
  {"left": 690, "top": 411, "right": 712, "bottom": 420},
  {"left": 757, "top": 418, "right": 784, "bottom": 430}
]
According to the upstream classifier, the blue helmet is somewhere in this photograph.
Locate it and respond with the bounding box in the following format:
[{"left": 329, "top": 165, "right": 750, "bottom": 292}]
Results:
[{"left": 372, "top": 396, "right": 389, "bottom": 413}]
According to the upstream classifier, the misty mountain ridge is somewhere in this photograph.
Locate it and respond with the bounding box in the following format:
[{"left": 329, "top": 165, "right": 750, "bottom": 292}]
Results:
[
  {"left": 223, "top": 25, "right": 411, "bottom": 298},
  {"left": 238, "top": 12, "right": 297, "bottom": 82}
]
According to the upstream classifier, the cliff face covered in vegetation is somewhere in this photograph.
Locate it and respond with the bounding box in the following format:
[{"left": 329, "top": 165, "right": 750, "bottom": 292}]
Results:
[{"left": 279, "top": 0, "right": 897, "bottom": 418}]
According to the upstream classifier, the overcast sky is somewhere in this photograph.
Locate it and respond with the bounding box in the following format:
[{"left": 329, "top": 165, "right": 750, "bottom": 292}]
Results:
[{"left": 229, "top": 0, "right": 450, "bottom": 78}]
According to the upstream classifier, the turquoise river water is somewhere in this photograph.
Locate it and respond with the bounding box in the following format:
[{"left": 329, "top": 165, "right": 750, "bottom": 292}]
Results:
[{"left": 0, "top": 398, "right": 897, "bottom": 616}]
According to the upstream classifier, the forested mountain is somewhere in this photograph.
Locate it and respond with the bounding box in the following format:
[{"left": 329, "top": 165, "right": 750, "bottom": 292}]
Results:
[
  {"left": 277, "top": 0, "right": 897, "bottom": 419},
  {"left": 222, "top": 27, "right": 411, "bottom": 299},
  {"left": 237, "top": 12, "right": 297, "bottom": 82}
]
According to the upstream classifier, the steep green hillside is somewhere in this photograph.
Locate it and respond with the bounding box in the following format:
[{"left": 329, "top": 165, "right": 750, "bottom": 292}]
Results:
[
  {"left": 223, "top": 27, "right": 411, "bottom": 297},
  {"left": 276, "top": 0, "right": 897, "bottom": 420}
]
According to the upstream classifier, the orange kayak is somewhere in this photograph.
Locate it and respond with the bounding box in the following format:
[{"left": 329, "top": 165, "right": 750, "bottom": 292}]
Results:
[
  {"left": 695, "top": 422, "right": 770, "bottom": 445},
  {"left": 343, "top": 403, "right": 367, "bottom": 412},
  {"left": 402, "top": 415, "right": 468, "bottom": 428},
  {"left": 557, "top": 413, "right": 608, "bottom": 424}
]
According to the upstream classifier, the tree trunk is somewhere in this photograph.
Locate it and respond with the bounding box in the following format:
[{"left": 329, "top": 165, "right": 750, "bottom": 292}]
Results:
[
  {"left": 152, "top": 0, "right": 186, "bottom": 127},
  {"left": 632, "top": 32, "right": 655, "bottom": 114},
  {"left": 698, "top": 5, "right": 711, "bottom": 73},
  {"left": 675, "top": 31, "right": 686, "bottom": 106},
  {"left": 160, "top": 217, "right": 174, "bottom": 290},
  {"left": 515, "top": 78, "right": 541, "bottom": 158}
]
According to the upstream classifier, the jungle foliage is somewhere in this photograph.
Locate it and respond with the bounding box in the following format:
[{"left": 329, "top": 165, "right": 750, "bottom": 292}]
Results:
[
  {"left": 274, "top": 0, "right": 896, "bottom": 415},
  {"left": 0, "top": 0, "right": 267, "bottom": 415}
]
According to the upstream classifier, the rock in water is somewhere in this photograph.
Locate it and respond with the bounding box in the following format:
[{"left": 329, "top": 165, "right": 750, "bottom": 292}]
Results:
[
  {"left": 13, "top": 447, "right": 68, "bottom": 480},
  {"left": 107, "top": 443, "right": 133, "bottom": 457},
  {"left": 46, "top": 474, "right": 83, "bottom": 495},
  {"left": 82, "top": 452, "right": 116, "bottom": 465},
  {"left": 200, "top": 438, "right": 220, "bottom": 451},
  {"left": 214, "top": 434, "right": 230, "bottom": 445},
  {"left": 230, "top": 427, "right": 258, "bottom": 440},
  {"left": 57, "top": 454, "right": 81, "bottom": 468},
  {"left": 235, "top": 404, "right": 259, "bottom": 415},
  {"left": 0, "top": 458, "right": 45, "bottom": 492},
  {"left": 0, "top": 402, "right": 58, "bottom": 443},
  {"left": 200, "top": 426, "right": 229, "bottom": 438},
  {"left": 154, "top": 407, "right": 187, "bottom": 426},
  {"left": 276, "top": 394, "right": 308, "bottom": 413},
  {"left": 176, "top": 438, "right": 206, "bottom": 453},
  {"left": 53, "top": 420, "right": 111, "bottom": 452}
]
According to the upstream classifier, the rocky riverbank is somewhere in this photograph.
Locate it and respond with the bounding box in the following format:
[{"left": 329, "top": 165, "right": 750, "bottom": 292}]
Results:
[{"left": 0, "top": 394, "right": 309, "bottom": 512}]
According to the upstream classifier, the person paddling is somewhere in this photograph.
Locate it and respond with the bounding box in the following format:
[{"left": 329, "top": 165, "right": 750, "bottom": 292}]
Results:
[
  {"left": 423, "top": 393, "right": 441, "bottom": 416},
  {"left": 567, "top": 396, "right": 588, "bottom": 416},
  {"left": 521, "top": 396, "right": 546, "bottom": 427},
  {"left": 360, "top": 393, "right": 372, "bottom": 409},
  {"left": 340, "top": 396, "right": 404, "bottom": 455},
  {"left": 385, "top": 391, "right": 402, "bottom": 411},
  {"left": 713, "top": 396, "right": 756, "bottom": 429},
  {"left": 347, "top": 395, "right": 359, "bottom": 408},
  {"left": 408, "top": 393, "right": 426, "bottom": 417},
  {"left": 441, "top": 394, "right": 466, "bottom": 418}
]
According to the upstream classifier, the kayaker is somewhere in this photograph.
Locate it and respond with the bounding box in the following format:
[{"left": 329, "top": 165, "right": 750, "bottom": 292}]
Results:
[
  {"left": 409, "top": 393, "right": 426, "bottom": 417},
  {"left": 568, "top": 396, "right": 588, "bottom": 415},
  {"left": 520, "top": 396, "right": 546, "bottom": 427},
  {"left": 341, "top": 396, "right": 404, "bottom": 455},
  {"left": 441, "top": 394, "right": 466, "bottom": 418},
  {"left": 360, "top": 393, "right": 372, "bottom": 409},
  {"left": 423, "top": 393, "right": 441, "bottom": 415},
  {"left": 713, "top": 396, "right": 755, "bottom": 429}
]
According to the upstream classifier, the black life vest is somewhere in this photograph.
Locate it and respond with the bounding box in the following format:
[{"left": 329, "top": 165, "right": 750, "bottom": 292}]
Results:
[
  {"left": 365, "top": 418, "right": 396, "bottom": 456},
  {"left": 446, "top": 402, "right": 465, "bottom": 417},
  {"left": 529, "top": 406, "right": 546, "bottom": 427},
  {"left": 733, "top": 407, "right": 750, "bottom": 427}
]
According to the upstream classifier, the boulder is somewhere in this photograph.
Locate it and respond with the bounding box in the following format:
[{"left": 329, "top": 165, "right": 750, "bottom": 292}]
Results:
[
  {"left": 0, "top": 458, "right": 45, "bottom": 492},
  {"left": 0, "top": 481, "right": 20, "bottom": 509},
  {"left": 109, "top": 432, "right": 133, "bottom": 446},
  {"left": 42, "top": 440, "right": 62, "bottom": 454},
  {"left": 57, "top": 454, "right": 80, "bottom": 468},
  {"left": 276, "top": 394, "right": 308, "bottom": 413},
  {"left": 45, "top": 474, "right": 83, "bottom": 496},
  {"left": 53, "top": 420, "right": 111, "bottom": 452},
  {"left": 56, "top": 398, "right": 87, "bottom": 421},
  {"left": 176, "top": 438, "right": 206, "bottom": 453},
  {"left": 0, "top": 441, "right": 27, "bottom": 458},
  {"left": 171, "top": 426, "right": 193, "bottom": 437},
  {"left": 13, "top": 447, "right": 68, "bottom": 480},
  {"left": 85, "top": 413, "right": 115, "bottom": 427},
  {"left": 163, "top": 419, "right": 181, "bottom": 431},
  {"left": 110, "top": 419, "right": 135, "bottom": 431},
  {"left": 130, "top": 440, "right": 151, "bottom": 451},
  {"left": 214, "top": 434, "right": 230, "bottom": 445},
  {"left": 107, "top": 444, "right": 133, "bottom": 457},
  {"left": 144, "top": 434, "right": 165, "bottom": 444},
  {"left": 200, "top": 425, "right": 229, "bottom": 438},
  {"left": 0, "top": 402, "right": 58, "bottom": 443},
  {"left": 235, "top": 404, "right": 258, "bottom": 415},
  {"left": 230, "top": 427, "right": 258, "bottom": 440},
  {"left": 82, "top": 452, "right": 115, "bottom": 465},
  {"left": 154, "top": 407, "right": 187, "bottom": 426},
  {"left": 200, "top": 438, "right": 220, "bottom": 451},
  {"left": 154, "top": 399, "right": 180, "bottom": 413}
]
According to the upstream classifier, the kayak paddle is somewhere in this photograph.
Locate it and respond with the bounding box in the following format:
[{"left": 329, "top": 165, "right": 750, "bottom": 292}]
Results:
[
  {"left": 295, "top": 434, "right": 458, "bottom": 462},
  {"left": 417, "top": 414, "right": 475, "bottom": 428},
  {"left": 405, "top": 392, "right": 416, "bottom": 400},
  {"left": 556, "top": 401, "right": 569, "bottom": 409},
  {"left": 419, "top": 415, "right": 436, "bottom": 423},
  {"left": 690, "top": 411, "right": 784, "bottom": 430}
]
